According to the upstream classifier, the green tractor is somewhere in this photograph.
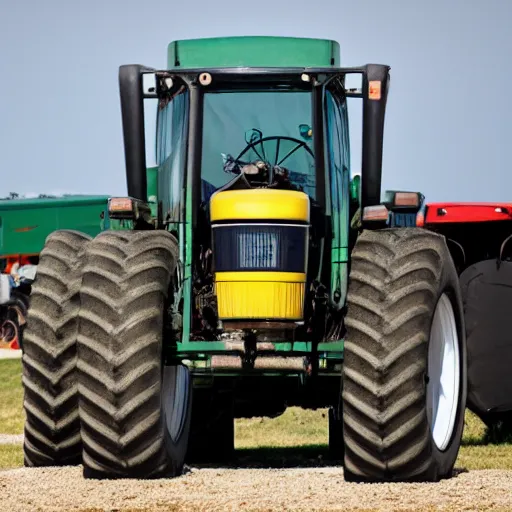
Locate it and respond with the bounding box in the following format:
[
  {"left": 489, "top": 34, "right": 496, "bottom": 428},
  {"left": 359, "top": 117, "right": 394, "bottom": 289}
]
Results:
[{"left": 21, "top": 36, "right": 467, "bottom": 482}]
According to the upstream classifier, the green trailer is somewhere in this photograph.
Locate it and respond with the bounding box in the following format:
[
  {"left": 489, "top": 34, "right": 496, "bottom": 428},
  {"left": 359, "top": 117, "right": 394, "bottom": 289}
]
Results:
[
  {"left": 0, "top": 195, "right": 111, "bottom": 259},
  {"left": 0, "top": 195, "right": 111, "bottom": 349},
  {"left": 21, "top": 36, "right": 467, "bottom": 484}
]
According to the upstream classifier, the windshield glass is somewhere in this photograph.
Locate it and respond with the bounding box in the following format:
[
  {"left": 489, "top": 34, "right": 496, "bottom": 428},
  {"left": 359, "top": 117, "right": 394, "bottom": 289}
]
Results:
[{"left": 201, "top": 90, "right": 315, "bottom": 202}]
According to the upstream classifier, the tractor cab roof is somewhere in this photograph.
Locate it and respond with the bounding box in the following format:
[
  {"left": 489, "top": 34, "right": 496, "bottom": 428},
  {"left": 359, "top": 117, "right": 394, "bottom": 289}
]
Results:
[
  {"left": 425, "top": 202, "right": 512, "bottom": 224},
  {"left": 167, "top": 36, "right": 341, "bottom": 70}
]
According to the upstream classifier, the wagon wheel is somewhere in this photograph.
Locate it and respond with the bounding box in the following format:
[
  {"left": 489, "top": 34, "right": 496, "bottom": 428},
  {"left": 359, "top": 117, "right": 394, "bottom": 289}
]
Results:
[
  {"left": 1, "top": 292, "right": 29, "bottom": 349},
  {"left": 1, "top": 319, "right": 17, "bottom": 343},
  {"left": 0, "top": 313, "right": 20, "bottom": 349}
]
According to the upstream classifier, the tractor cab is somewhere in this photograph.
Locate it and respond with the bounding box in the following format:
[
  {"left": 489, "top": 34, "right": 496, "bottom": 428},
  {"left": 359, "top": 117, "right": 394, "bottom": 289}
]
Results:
[{"left": 115, "top": 36, "right": 389, "bottom": 347}]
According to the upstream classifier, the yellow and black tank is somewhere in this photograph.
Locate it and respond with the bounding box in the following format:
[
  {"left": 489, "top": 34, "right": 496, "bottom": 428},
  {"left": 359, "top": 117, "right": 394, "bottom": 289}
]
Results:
[{"left": 210, "top": 188, "right": 310, "bottom": 327}]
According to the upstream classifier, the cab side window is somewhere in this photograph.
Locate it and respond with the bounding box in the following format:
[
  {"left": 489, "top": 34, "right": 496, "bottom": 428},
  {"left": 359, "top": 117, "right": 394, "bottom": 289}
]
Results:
[
  {"left": 155, "top": 92, "right": 189, "bottom": 224},
  {"left": 325, "top": 90, "right": 351, "bottom": 309}
]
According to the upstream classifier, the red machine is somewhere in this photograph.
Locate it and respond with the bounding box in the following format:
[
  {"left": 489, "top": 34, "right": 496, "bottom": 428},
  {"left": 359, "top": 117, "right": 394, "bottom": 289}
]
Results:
[
  {"left": 424, "top": 202, "right": 512, "bottom": 439},
  {"left": 426, "top": 202, "right": 512, "bottom": 224}
]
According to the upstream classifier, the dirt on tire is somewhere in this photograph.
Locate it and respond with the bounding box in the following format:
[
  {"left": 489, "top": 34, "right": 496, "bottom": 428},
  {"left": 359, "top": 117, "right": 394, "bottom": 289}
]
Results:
[{"left": 0, "top": 465, "right": 511, "bottom": 511}]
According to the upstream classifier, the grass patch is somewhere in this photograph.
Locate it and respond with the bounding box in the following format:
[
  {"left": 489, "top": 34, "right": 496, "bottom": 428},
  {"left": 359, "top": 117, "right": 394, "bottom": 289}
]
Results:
[
  {"left": 234, "top": 406, "right": 512, "bottom": 471},
  {"left": 0, "top": 444, "right": 23, "bottom": 470},
  {"left": 458, "top": 444, "right": 512, "bottom": 470},
  {"left": 0, "top": 359, "right": 24, "bottom": 435},
  {"left": 235, "top": 406, "right": 490, "bottom": 449},
  {"left": 236, "top": 407, "right": 328, "bottom": 449},
  {"left": 1, "top": 356, "right": 511, "bottom": 472}
]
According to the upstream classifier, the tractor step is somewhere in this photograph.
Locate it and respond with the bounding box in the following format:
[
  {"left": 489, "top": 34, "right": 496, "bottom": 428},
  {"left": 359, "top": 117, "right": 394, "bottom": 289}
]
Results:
[{"left": 211, "top": 355, "right": 305, "bottom": 370}]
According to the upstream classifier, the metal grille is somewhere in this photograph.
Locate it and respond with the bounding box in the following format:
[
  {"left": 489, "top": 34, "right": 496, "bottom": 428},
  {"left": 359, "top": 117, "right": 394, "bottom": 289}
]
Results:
[
  {"left": 237, "top": 231, "right": 278, "bottom": 269},
  {"left": 213, "top": 224, "right": 308, "bottom": 273}
]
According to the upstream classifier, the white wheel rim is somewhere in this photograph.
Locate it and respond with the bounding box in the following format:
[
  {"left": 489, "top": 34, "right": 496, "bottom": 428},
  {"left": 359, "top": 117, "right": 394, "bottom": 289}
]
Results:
[{"left": 427, "top": 293, "right": 460, "bottom": 451}]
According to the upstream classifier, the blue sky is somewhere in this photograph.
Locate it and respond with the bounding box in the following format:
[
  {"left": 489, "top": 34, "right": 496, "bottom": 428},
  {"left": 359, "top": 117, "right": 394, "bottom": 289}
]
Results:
[{"left": 1, "top": 0, "right": 511, "bottom": 202}]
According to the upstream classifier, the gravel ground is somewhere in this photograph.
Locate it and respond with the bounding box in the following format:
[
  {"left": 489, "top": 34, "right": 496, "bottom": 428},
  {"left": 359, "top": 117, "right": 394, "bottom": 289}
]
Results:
[
  {"left": 1, "top": 465, "right": 511, "bottom": 512},
  {"left": 1, "top": 350, "right": 510, "bottom": 510}
]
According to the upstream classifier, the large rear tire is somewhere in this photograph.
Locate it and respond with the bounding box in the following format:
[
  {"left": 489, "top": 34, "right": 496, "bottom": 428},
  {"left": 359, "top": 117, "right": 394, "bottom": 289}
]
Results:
[
  {"left": 77, "top": 230, "right": 191, "bottom": 479},
  {"left": 342, "top": 228, "right": 467, "bottom": 482},
  {"left": 22, "top": 230, "right": 91, "bottom": 467}
]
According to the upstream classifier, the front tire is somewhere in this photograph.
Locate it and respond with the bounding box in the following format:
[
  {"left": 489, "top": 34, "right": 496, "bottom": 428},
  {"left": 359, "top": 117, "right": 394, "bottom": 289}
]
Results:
[
  {"left": 77, "top": 230, "right": 192, "bottom": 479},
  {"left": 342, "top": 228, "right": 467, "bottom": 482}
]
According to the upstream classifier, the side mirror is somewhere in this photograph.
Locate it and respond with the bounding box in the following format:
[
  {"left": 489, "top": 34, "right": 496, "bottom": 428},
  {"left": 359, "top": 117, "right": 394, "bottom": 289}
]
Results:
[
  {"left": 299, "top": 124, "right": 312, "bottom": 140},
  {"left": 245, "top": 128, "right": 263, "bottom": 145}
]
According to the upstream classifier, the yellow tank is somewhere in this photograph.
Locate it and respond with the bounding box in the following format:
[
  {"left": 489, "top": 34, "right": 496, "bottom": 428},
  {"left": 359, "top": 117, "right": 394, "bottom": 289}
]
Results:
[{"left": 210, "top": 188, "right": 310, "bottom": 325}]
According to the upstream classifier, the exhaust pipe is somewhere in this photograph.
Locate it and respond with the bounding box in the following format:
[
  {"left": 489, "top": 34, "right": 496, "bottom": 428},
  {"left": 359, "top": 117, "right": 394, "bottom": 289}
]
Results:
[
  {"left": 118, "top": 64, "right": 153, "bottom": 201},
  {"left": 360, "top": 64, "right": 391, "bottom": 209}
]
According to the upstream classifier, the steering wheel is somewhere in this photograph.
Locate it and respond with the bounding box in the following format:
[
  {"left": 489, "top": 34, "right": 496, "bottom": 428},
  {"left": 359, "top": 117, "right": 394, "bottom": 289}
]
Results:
[{"left": 235, "top": 136, "right": 314, "bottom": 168}]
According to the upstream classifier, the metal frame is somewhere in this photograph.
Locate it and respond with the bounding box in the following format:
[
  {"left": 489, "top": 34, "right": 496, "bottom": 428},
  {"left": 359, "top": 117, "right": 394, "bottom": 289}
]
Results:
[{"left": 130, "top": 63, "right": 390, "bottom": 212}]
